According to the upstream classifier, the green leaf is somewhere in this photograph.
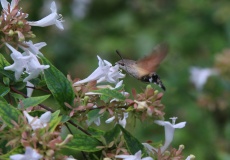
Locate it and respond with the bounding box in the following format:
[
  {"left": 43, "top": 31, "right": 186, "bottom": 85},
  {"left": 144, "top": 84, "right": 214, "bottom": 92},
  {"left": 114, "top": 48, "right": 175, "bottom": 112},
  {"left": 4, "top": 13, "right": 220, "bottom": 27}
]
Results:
[
  {"left": 104, "top": 124, "right": 120, "bottom": 143},
  {"left": 63, "top": 134, "right": 102, "bottom": 152},
  {"left": 88, "top": 127, "right": 105, "bottom": 138},
  {"left": 118, "top": 125, "right": 146, "bottom": 155},
  {"left": 40, "top": 56, "right": 75, "bottom": 112},
  {"left": 0, "top": 84, "right": 10, "bottom": 96},
  {"left": 49, "top": 110, "right": 62, "bottom": 132},
  {"left": 87, "top": 109, "right": 102, "bottom": 126},
  {"left": 60, "top": 115, "right": 71, "bottom": 123},
  {"left": 10, "top": 92, "right": 25, "bottom": 100},
  {"left": 0, "top": 54, "right": 15, "bottom": 80},
  {"left": 92, "top": 88, "right": 125, "bottom": 102},
  {"left": 13, "top": 81, "right": 26, "bottom": 90},
  {"left": 18, "top": 95, "right": 50, "bottom": 109},
  {"left": 3, "top": 77, "right": 10, "bottom": 86},
  {"left": 0, "top": 102, "right": 21, "bottom": 127},
  {"left": 0, "top": 146, "right": 24, "bottom": 160},
  {"left": 0, "top": 96, "right": 7, "bottom": 103}
]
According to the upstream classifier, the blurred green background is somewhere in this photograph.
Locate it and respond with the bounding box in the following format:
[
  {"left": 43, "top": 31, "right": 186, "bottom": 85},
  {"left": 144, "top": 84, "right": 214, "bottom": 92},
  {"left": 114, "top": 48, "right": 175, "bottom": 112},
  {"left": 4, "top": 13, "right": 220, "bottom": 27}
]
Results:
[{"left": 21, "top": 0, "right": 230, "bottom": 159}]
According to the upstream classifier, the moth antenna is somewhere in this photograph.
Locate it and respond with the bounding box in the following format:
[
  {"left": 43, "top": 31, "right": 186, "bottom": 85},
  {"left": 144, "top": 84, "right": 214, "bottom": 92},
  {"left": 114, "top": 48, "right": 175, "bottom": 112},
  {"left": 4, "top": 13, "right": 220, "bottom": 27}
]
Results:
[
  {"left": 116, "top": 50, "right": 128, "bottom": 72},
  {"left": 116, "top": 50, "right": 124, "bottom": 61}
]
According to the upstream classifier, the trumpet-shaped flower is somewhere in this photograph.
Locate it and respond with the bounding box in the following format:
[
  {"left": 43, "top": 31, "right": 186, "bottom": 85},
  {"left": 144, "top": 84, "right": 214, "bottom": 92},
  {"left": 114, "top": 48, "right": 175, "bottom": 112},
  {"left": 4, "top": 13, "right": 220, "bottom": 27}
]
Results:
[
  {"left": 10, "top": 146, "right": 42, "bottom": 160},
  {"left": 115, "top": 150, "right": 153, "bottom": 160},
  {"left": 26, "top": 81, "right": 34, "bottom": 97},
  {"left": 4, "top": 43, "right": 49, "bottom": 82},
  {"left": 1, "top": 0, "right": 17, "bottom": 13},
  {"left": 74, "top": 56, "right": 125, "bottom": 86},
  {"left": 185, "top": 154, "right": 195, "bottom": 160},
  {"left": 23, "top": 111, "right": 51, "bottom": 130},
  {"left": 143, "top": 117, "right": 186, "bottom": 154},
  {"left": 105, "top": 112, "right": 128, "bottom": 128},
  {"left": 4, "top": 43, "right": 30, "bottom": 80},
  {"left": 20, "top": 41, "right": 47, "bottom": 55},
  {"left": 28, "top": 1, "right": 64, "bottom": 30},
  {"left": 23, "top": 52, "right": 49, "bottom": 82},
  {"left": 189, "top": 66, "right": 218, "bottom": 91}
]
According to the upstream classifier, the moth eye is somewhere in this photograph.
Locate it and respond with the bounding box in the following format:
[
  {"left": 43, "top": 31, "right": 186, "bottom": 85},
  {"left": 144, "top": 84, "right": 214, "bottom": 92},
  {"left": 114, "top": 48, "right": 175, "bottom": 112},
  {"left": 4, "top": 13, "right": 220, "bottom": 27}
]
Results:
[{"left": 119, "top": 62, "right": 125, "bottom": 66}]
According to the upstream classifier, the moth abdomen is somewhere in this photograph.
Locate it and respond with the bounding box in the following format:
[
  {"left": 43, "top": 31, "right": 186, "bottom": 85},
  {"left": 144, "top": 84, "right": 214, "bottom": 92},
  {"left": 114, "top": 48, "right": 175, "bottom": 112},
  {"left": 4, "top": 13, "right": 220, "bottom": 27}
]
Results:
[{"left": 140, "top": 73, "right": 166, "bottom": 91}]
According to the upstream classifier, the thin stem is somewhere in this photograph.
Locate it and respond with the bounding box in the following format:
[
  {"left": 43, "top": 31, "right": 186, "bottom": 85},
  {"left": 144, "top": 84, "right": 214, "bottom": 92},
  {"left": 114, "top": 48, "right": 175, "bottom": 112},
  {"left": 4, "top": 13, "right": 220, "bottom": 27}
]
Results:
[{"left": 26, "top": 85, "right": 51, "bottom": 93}]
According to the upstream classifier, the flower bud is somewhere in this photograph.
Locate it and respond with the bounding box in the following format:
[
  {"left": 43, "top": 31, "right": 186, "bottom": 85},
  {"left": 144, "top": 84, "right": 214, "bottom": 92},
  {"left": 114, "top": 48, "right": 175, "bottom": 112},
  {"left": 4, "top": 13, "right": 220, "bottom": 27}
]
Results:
[
  {"left": 56, "top": 134, "right": 73, "bottom": 147},
  {"left": 163, "top": 151, "right": 170, "bottom": 156},
  {"left": 84, "top": 96, "right": 89, "bottom": 105},
  {"left": 46, "top": 149, "right": 54, "bottom": 157},
  {"left": 31, "top": 34, "right": 36, "bottom": 38},
  {"left": 18, "top": 20, "right": 24, "bottom": 26},
  {"left": 179, "top": 144, "right": 184, "bottom": 150},
  {"left": 8, "top": 30, "right": 14, "bottom": 36},
  {"left": 146, "top": 84, "right": 152, "bottom": 89}
]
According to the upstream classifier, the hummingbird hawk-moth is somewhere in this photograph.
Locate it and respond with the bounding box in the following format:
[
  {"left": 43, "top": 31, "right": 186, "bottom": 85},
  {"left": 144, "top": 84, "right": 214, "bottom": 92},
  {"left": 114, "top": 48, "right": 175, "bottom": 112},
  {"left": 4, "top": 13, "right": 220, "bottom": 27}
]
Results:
[{"left": 116, "top": 43, "right": 168, "bottom": 91}]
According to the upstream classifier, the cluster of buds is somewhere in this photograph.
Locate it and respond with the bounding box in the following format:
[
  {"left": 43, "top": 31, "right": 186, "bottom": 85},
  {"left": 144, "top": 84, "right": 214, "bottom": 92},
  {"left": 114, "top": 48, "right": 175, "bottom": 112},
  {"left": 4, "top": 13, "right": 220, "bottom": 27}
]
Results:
[
  {"left": 3, "top": 111, "right": 73, "bottom": 160},
  {"left": 0, "top": 0, "right": 33, "bottom": 44},
  {"left": 129, "top": 85, "right": 165, "bottom": 120}
]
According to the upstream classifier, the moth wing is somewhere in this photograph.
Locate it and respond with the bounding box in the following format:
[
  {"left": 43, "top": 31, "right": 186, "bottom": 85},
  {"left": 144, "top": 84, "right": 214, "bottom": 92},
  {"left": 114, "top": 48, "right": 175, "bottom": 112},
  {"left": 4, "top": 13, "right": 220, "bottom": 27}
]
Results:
[{"left": 136, "top": 43, "right": 168, "bottom": 77}]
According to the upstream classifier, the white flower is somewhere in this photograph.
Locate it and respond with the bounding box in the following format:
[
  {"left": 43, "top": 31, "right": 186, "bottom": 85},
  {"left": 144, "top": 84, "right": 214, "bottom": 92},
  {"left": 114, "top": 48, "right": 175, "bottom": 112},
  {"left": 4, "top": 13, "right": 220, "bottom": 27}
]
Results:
[
  {"left": 4, "top": 43, "right": 30, "bottom": 80},
  {"left": 185, "top": 154, "right": 195, "bottom": 160},
  {"left": 74, "top": 56, "right": 125, "bottom": 86},
  {"left": 23, "top": 52, "right": 49, "bottom": 82},
  {"left": 23, "top": 111, "right": 51, "bottom": 130},
  {"left": 189, "top": 67, "right": 218, "bottom": 91},
  {"left": 26, "top": 81, "right": 34, "bottom": 97},
  {"left": 105, "top": 116, "right": 115, "bottom": 123},
  {"left": 4, "top": 43, "right": 49, "bottom": 82},
  {"left": 1, "top": 0, "right": 16, "bottom": 12},
  {"left": 143, "top": 117, "right": 186, "bottom": 154},
  {"left": 10, "top": 147, "right": 42, "bottom": 160},
  {"left": 86, "top": 106, "right": 101, "bottom": 126},
  {"left": 118, "top": 112, "right": 128, "bottom": 128},
  {"left": 20, "top": 41, "right": 47, "bottom": 55},
  {"left": 28, "top": 1, "right": 64, "bottom": 30},
  {"left": 115, "top": 150, "right": 153, "bottom": 160},
  {"left": 93, "top": 117, "right": 101, "bottom": 126},
  {"left": 105, "top": 112, "right": 128, "bottom": 128},
  {"left": 86, "top": 117, "right": 101, "bottom": 126}
]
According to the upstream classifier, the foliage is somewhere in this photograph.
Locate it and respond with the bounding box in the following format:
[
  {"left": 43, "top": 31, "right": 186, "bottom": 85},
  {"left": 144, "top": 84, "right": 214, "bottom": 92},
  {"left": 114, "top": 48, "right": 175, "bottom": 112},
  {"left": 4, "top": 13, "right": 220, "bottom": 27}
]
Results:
[{"left": 1, "top": 0, "right": 230, "bottom": 160}]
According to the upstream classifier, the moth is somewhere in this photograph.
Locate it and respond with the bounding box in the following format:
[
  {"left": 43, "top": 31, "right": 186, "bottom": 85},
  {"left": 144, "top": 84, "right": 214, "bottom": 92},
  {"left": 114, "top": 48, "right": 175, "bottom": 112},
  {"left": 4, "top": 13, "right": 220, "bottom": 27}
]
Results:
[{"left": 116, "top": 43, "right": 168, "bottom": 91}]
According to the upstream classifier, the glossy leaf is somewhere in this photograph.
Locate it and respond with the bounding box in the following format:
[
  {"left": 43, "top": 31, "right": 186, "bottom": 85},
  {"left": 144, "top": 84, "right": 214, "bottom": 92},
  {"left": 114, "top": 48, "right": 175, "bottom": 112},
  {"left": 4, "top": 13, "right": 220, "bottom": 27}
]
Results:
[
  {"left": 18, "top": 95, "right": 50, "bottom": 109},
  {"left": 40, "top": 56, "right": 75, "bottom": 112},
  {"left": 104, "top": 124, "right": 120, "bottom": 143},
  {"left": 63, "top": 134, "right": 102, "bottom": 152},
  {"left": 0, "top": 84, "right": 10, "bottom": 96},
  {"left": 0, "top": 54, "right": 15, "bottom": 80},
  {"left": 87, "top": 109, "right": 101, "bottom": 126},
  {"left": 118, "top": 125, "right": 146, "bottom": 155},
  {"left": 92, "top": 88, "right": 125, "bottom": 102},
  {"left": 49, "top": 110, "right": 62, "bottom": 132},
  {"left": 0, "top": 102, "right": 21, "bottom": 127}
]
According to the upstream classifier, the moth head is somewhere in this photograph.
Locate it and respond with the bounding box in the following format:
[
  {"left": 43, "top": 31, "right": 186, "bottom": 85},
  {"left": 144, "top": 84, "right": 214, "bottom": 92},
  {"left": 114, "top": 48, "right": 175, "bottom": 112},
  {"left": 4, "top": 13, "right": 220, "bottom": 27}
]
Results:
[{"left": 115, "top": 50, "right": 126, "bottom": 69}]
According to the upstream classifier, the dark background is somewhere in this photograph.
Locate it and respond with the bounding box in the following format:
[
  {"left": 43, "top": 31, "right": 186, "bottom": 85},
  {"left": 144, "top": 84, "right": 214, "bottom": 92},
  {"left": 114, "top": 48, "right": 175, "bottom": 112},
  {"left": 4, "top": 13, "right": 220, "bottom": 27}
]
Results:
[{"left": 19, "top": 0, "right": 230, "bottom": 159}]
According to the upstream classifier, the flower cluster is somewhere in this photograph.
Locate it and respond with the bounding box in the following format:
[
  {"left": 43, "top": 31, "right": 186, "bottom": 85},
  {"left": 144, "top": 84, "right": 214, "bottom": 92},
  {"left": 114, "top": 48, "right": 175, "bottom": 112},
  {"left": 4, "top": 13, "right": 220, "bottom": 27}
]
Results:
[
  {"left": 0, "top": 0, "right": 63, "bottom": 82},
  {"left": 0, "top": 0, "right": 194, "bottom": 160}
]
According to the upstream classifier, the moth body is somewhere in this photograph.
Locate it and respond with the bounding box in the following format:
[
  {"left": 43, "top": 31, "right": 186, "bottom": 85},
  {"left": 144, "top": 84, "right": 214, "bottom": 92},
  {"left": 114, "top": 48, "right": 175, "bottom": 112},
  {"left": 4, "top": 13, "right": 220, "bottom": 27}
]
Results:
[{"left": 116, "top": 43, "right": 168, "bottom": 91}]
